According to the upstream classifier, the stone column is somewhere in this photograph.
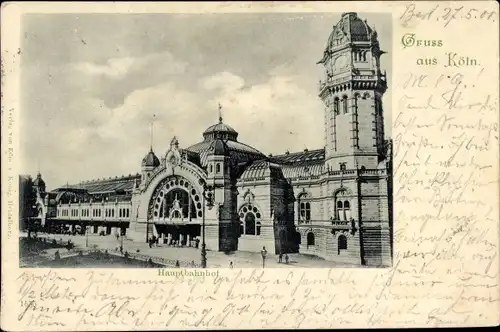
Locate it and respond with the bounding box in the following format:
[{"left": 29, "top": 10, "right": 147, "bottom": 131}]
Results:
[
  {"left": 186, "top": 234, "right": 191, "bottom": 247},
  {"left": 161, "top": 233, "right": 166, "bottom": 244},
  {"left": 179, "top": 234, "right": 184, "bottom": 246},
  {"left": 167, "top": 233, "right": 172, "bottom": 245}
]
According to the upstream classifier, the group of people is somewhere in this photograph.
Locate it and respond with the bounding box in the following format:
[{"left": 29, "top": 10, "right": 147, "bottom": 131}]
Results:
[
  {"left": 148, "top": 235, "right": 159, "bottom": 248},
  {"left": 147, "top": 235, "right": 201, "bottom": 249},
  {"left": 278, "top": 252, "right": 290, "bottom": 264}
]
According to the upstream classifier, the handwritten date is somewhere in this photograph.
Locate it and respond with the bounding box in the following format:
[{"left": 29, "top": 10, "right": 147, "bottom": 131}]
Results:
[{"left": 400, "top": 4, "right": 497, "bottom": 27}]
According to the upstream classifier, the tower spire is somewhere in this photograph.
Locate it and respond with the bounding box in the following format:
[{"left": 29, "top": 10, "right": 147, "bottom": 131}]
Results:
[
  {"left": 150, "top": 114, "right": 156, "bottom": 151},
  {"left": 218, "top": 103, "right": 223, "bottom": 123}
]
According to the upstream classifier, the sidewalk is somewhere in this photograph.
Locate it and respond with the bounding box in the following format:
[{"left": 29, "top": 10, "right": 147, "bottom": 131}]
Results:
[{"left": 23, "top": 232, "right": 358, "bottom": 268}]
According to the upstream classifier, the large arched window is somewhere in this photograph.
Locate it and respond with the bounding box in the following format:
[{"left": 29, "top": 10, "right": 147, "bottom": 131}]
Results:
[
  {"left": 354, "top": 93, "right": 360, "bottom": 111},
  {"left": 333, "top": 97, "right": 340, "bottom": 115},
  {"left": 239, "top": 204, "right": 262, "bottom": 236},
  {"left": 342, "top": 95, "right": 348, "bottom": 114},
  {"left": 160, "top": 188, "right": 197, "bottom": 219},
  {"left": 151, "top": 176, "right": 204, "bottom": 221},
  {"left": 307, "top": 232, "right": 315, "bottom": 246},
  {"left": 245, "top": 213, "right": 256, "bottom": 235},
  {"left": 335, "top": 190, "right": 351, "bottom": 221},
  {"left": 338, "top": 235, "right": 347, "bottom": 254},
  {"left": 298, "top": 192, "right": 312, "bottom": 224}
]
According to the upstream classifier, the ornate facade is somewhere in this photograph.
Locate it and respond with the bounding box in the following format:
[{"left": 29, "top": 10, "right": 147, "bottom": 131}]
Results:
[{"left": 32, "top": 13, "right": 392, "bottom": 266}]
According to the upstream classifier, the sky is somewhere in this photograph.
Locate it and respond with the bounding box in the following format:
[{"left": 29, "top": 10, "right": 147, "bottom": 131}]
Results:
[{"left": 20, "top": 12, "right": 392, "bottom": 189}]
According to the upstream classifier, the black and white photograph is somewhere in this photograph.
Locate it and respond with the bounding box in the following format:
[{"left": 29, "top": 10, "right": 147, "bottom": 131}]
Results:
[{"left": 19, "top": 11, "right": 393, "bottom": 269}]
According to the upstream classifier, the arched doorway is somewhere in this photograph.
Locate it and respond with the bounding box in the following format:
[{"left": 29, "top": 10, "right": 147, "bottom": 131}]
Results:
[
  {"left": 147, "top": 175, "right": 204, "bottom": 247},
  {"left": 149, "top": 175, "right": 204, "bottom": 222},
  {"left": 338, "top": 234, "right": 347, "bottom": 254},
  {"left": 307, "top": 232, "right": 315, "bottom": 247}
]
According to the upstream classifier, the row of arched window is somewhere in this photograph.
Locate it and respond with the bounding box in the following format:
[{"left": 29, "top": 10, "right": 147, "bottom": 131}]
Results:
[
  {"left": 58, "top": 207, "right": 131, "bottom": 219},
  {"left": 332, "top": 93, "right": 372, "bottom": 115},
  {"left": 333, "top": 95, "right": 349, "bottom": 115},
  {"left": 208, "top": 163, "right": 222, "bottom": 174},
  {"left": 353, "top": 50, "right": 368, "bottom": 62},
  {"left": 306, "top": 232, "right": 348, "bottom": 254},
  {"left": 298, "top": 193, "right": 352, "bottom": 223},
  {"left": 57, "top": 208, "right": 90, "bottom": 217},
  {"left": 119, "top": 208, "right": 131, "bottom": 218}
]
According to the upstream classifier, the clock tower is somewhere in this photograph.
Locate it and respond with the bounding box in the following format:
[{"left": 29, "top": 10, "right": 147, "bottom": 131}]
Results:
[{"left": 318, "top": 12, "right": 388, "bottom": 171}]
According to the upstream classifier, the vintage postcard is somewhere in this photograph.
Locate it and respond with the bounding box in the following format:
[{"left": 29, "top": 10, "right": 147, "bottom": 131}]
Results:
[{"left": 1, "top": 1, "right": 499, "bottom": 330}]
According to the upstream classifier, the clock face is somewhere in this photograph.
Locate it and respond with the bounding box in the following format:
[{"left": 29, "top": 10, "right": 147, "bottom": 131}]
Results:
[{"left": 334, "top": 55, "right": 348, "bottom": 71}]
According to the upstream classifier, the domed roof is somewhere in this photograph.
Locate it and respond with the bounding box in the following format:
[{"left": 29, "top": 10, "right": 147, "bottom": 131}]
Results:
[
  {"left": 325, "top": 12, "right": 376, "bottom": 51},
  {"left": 187, "top": 119, "right": 265, "bottom": 166},
  {"left": 142, "top": 148, "right": 160, "bottom": 168},
  {"left": 203, "top": 122, "right": 238, "bottom": 135},
  {"left": 203, "top": 117, "right": 239, "bottom": 141},
  {"left": 33, "top": 173, "right": 45, "bottom": 187}
]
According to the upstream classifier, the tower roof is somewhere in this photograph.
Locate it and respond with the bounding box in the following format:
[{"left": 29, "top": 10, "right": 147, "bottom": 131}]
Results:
[
  {"left": 33, "top": 172, "right": 45, "bottom": 187},
  {"left": 203, "top": 122, "right": 238, "bottom": 138},
  {"left": 142, "top": 148, "right": 160, "bottom": 168},
  {"left": 202, "top": 103, "right": 239, "bottom": 141},
  {"left": 324, "top": 12, "right": 377, "bottom": 54}
]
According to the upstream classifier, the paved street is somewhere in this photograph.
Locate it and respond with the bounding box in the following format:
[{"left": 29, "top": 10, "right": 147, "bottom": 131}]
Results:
[{"left": 22, "top": 232, "right": 359, "bottom": 268}]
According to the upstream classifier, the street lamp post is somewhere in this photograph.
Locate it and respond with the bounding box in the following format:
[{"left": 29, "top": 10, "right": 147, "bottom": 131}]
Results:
[
  {"left": 201, "top": 185, "right": 214, "bottom": 268},
  {"left": 120, "top": 222, "right": 124, "bottom": 250},
  {"left": 85, "top": 224, "right": 89, "bottom": 247}
]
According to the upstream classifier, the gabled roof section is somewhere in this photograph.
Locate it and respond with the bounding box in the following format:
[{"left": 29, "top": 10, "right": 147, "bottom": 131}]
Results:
[
  {"left": 268, "top": 148, "right": 325, "bottom": 165},
  {"left": 238, "top": 160, "right": 283, "bottom": 182},
  {"left": 52, "top": 173, "right": 141, "bottom": 195}
]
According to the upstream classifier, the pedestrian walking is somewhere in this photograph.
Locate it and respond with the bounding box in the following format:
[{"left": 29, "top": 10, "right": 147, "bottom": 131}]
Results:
[
  {"left": 175, "top": 260, "right": 180, "bottom": 268},
  {"left": 278, "top": 252, "right": 283, "bottom": 263},
  {"left": 229, "top": 261, "right": 234, "bottom": 268},
  {"left": 260, "top": 246, "right": 267, "bottom": 268},
  {"left": 285, "top": 254, "right": 289, "bottom": 264}
]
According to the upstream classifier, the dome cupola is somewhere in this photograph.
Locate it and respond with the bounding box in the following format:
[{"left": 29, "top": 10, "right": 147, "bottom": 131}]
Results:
[
  {"left": 203, "top": 119, "right": 239, "bottom": 141},
  {"left": 33, "top": 172, "right": 45, "bottom": 187},
  {"left": 321, "top": 12, "right": 378, "bottom": 59},
  {"left": 142, "top": 148, "right": 160, "bottom": 168},
  {"left": 202, "top": 103, "right": 238, "bottom": 141},
  {"left": 186, "top": 103, "right": 266, "bottom": 166}
]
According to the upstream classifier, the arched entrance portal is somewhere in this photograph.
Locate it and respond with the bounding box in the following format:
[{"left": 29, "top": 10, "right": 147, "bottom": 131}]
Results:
[{"left": 147, "top": 175, "right": 204, "bottom": 247}]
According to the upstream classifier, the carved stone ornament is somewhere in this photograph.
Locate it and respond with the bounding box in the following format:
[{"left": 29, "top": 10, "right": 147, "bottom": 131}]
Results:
[
  {"left": 166, "top": 136, "right": 182, "bottom": 167},
  {"left": 243, "top": 189, "right": 255, "bottom": 203}
]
